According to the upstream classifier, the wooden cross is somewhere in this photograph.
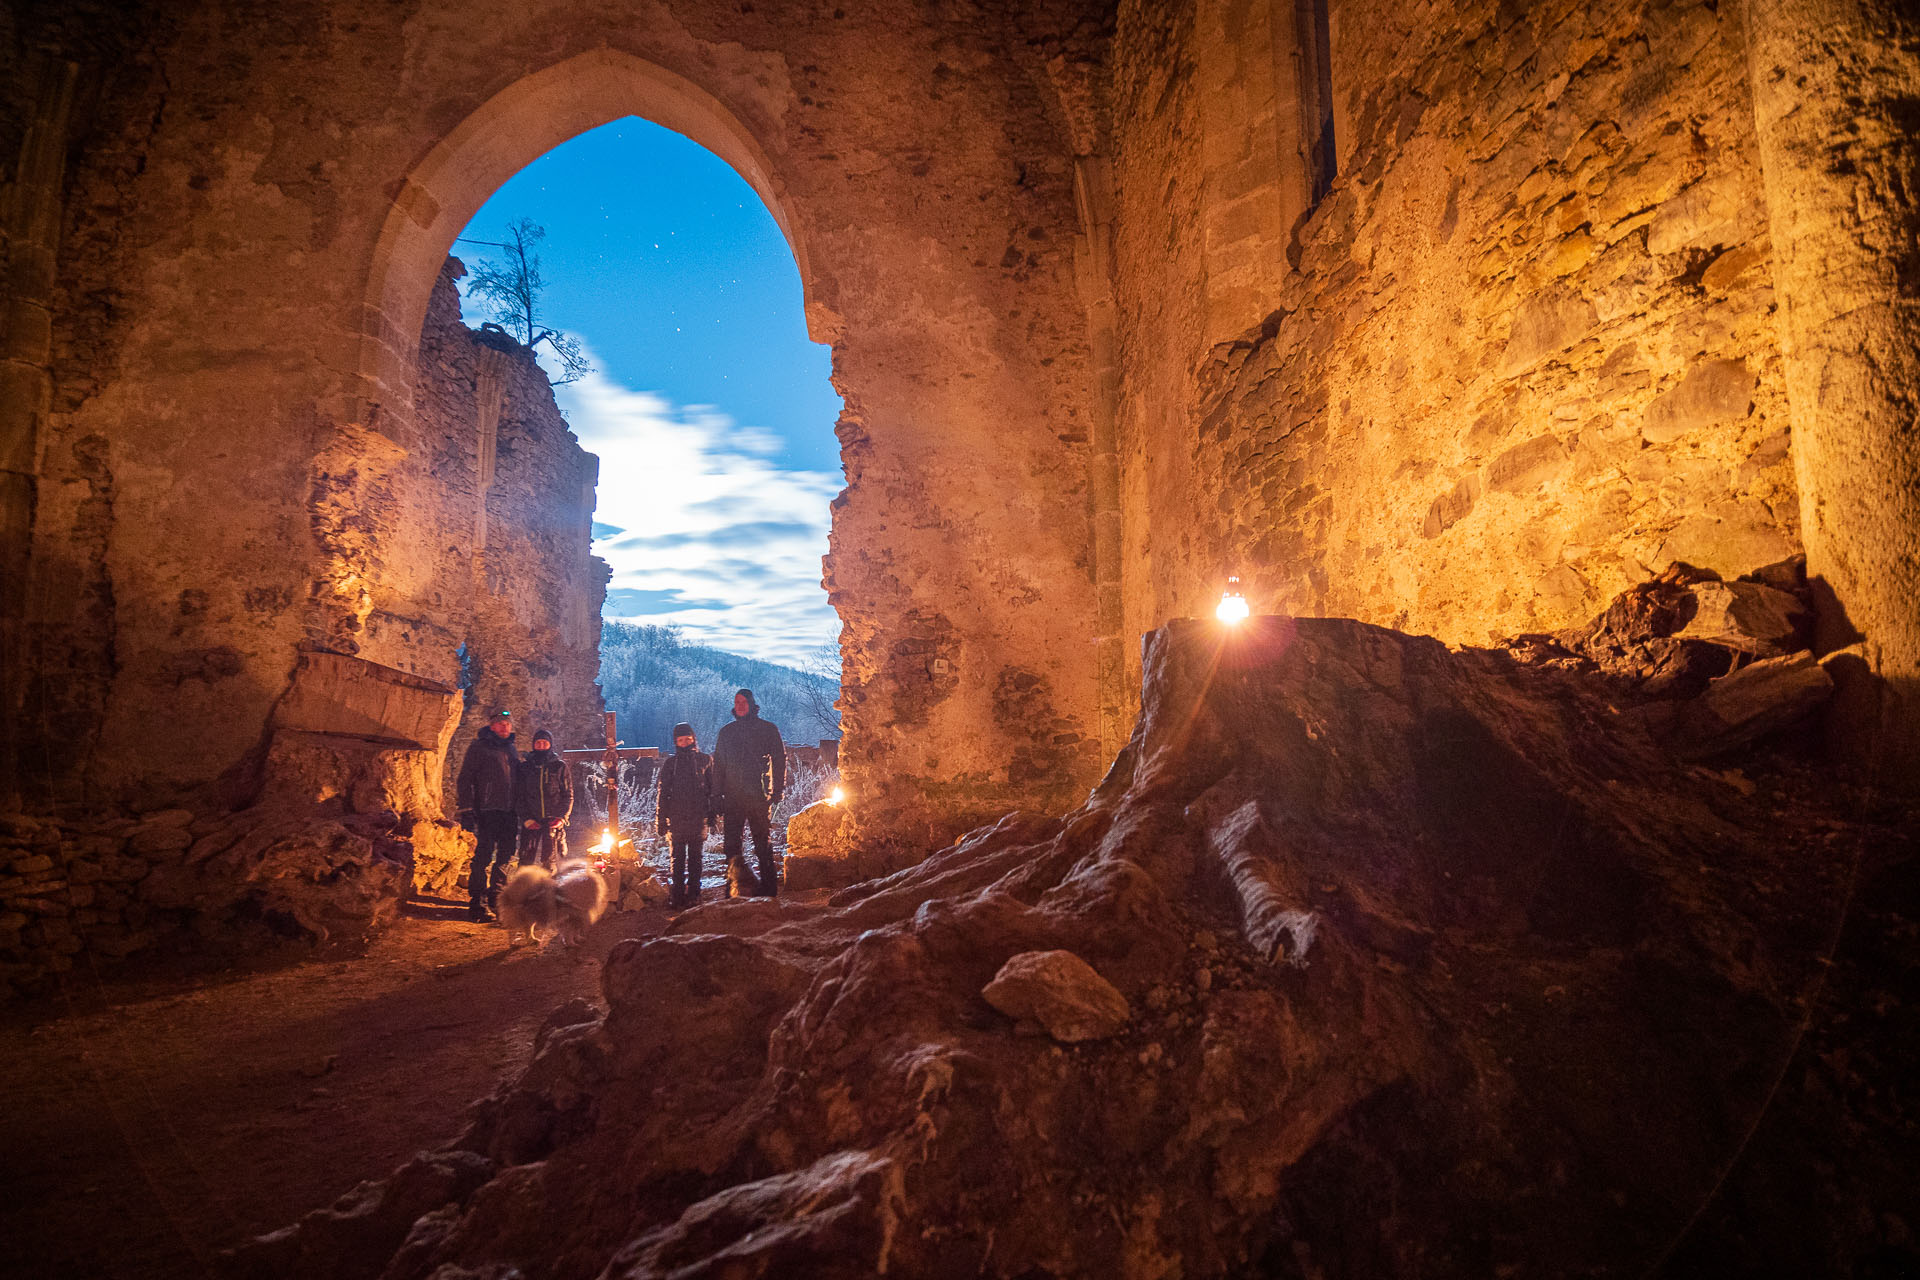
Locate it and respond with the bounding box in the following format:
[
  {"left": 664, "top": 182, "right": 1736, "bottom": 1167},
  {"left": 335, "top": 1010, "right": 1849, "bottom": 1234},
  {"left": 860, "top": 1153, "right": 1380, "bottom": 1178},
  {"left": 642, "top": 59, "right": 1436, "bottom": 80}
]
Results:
[{"left": 557, "top": 711, "right": 659, "bottom": 839}]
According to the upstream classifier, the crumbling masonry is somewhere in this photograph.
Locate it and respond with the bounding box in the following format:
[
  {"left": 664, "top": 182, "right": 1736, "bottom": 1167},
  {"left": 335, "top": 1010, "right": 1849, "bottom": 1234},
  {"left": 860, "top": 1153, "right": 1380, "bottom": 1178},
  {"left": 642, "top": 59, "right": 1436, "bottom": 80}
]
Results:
[{"left": 2, "top": 1, "right": 1917, "bottom": 968}]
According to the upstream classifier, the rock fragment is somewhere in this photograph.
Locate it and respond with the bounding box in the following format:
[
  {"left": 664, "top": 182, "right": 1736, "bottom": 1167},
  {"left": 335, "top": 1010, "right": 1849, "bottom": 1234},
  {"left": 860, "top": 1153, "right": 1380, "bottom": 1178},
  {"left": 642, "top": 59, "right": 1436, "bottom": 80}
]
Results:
[
  {"left": 1673, "top": 579, "right": 1807, "bottom": 655},
  {"left": 982, "top": 949, "right": 1131, "bottom": 1042},
  {"left": 1666, "top": 651, "right": 1835, "bottom": 760}
]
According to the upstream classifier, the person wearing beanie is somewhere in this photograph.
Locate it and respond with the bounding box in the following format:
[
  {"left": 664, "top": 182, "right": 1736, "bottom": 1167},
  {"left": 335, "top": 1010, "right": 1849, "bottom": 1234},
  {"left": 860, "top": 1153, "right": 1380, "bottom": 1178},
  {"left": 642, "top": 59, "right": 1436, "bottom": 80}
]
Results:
[
  {"left": 513, "top": 727, "right": 573, "bottom": 871},
  {"left": 655, "top": 721, "right": 714, "bottom": 908},
  {"left": 711, "top": 687, "right": 786, "bottom": 897},
  {"left": 455, "top": 709, "right": 519, "bottom": 921}
]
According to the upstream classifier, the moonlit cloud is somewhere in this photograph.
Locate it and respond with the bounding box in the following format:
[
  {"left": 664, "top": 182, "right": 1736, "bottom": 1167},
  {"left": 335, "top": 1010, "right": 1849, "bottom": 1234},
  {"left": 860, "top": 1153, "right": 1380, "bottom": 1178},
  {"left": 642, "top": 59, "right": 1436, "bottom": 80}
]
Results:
[{"left": 554, "top": 356, "right": 842, "bottom": 669}]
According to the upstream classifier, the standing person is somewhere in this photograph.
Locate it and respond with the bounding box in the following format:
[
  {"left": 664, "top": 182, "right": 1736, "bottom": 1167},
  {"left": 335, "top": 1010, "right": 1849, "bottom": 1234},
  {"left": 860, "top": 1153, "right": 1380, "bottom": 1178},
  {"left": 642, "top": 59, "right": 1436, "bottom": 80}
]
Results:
[
  {"left": 655, "top": 721, "right": 713, "bottom": 908},
  {"left": 455, "top": 709, "right": 519, "bottom": 922},
  {"left": 712, "top": 688, "right": 785, "bottom": 897},
  {"left": 514, "top": 727, "right": 573, "bottom": 871}
]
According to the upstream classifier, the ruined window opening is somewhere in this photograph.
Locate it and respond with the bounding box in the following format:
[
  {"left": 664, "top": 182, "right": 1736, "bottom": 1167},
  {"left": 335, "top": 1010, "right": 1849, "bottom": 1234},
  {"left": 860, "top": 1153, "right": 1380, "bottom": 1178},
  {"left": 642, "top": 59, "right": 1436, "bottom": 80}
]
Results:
[{"left": 1295, "top": 0, "right": 1337, "bottom": 205}]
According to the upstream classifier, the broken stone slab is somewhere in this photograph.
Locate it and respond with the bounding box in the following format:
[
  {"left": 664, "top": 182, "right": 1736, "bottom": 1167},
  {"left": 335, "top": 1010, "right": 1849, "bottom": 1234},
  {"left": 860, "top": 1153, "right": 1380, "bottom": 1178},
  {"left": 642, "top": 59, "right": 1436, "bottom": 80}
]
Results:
[
  {"left": 272, "top": 650, "right": 463, "bottom": 753},
  {"left": 1663, "top": 652, "right": 1834, "bottom": 760},
  {"left": 982, "top": 949, "right": 1131, "bottom": 1042},
  {"left": 1672, "top": 579, "right": 1807, "bottom": 656}
]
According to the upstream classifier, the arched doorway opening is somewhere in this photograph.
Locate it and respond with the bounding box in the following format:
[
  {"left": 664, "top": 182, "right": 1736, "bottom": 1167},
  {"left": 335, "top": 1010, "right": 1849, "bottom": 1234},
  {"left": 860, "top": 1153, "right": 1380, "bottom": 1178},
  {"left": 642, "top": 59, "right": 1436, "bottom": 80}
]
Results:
[
  {"left": 333, "top": 44, "right": 1105, "bottom": 862},
  {"left": 356, "top": 48, "right": 816, "bottom": 430},
  {"left": 443, "top": 113, "right": 846, "bottom": 868},
  {"left": 350, "top": 52, "right": 843, "bottom": 861}
]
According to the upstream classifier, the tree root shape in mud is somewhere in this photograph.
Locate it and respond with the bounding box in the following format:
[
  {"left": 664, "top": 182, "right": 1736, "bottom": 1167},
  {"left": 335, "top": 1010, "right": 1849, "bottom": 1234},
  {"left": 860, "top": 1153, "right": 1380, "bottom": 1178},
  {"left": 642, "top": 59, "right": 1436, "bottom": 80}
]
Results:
[{"left": 229, "top": 617, "right": 1914, "bottom": 1279}]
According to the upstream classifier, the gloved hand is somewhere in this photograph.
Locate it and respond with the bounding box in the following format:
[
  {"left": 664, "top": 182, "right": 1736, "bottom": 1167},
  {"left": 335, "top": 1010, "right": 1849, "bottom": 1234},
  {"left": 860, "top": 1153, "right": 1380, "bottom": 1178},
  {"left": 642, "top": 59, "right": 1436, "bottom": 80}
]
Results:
[
  {"left": 457, "top": 809, "right": 476, "bottom": 833},
  {"left": 522, "top": 818, "right": 538, "bottom": 830},
  {"left": 548, "top": 818, "right": 564, "bottom": 830}
]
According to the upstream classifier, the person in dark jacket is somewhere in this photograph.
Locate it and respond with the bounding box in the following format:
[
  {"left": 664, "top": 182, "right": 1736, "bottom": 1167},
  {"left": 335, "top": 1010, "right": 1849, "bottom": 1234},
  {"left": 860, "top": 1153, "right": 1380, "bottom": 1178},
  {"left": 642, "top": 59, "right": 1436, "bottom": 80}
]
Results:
[
  {"left": 513, "top": 728, "right": 573, "bottom": 871},
  {"left": 712, "top": 688, "right": 785, "bottom": 896},
  {"left": 456, "top": 709, "right": 519, "bottom": 921},
  {"left": 655, "top": 722, "right": 713, "bottom": 908}
]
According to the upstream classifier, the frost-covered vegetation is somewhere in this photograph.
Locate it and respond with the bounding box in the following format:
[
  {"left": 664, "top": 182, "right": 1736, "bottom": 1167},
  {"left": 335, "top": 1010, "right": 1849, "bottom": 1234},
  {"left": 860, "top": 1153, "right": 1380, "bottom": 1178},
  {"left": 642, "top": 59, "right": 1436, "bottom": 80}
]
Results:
[{"left": 598, "top": 622, "right": 840, "bottom": 752}]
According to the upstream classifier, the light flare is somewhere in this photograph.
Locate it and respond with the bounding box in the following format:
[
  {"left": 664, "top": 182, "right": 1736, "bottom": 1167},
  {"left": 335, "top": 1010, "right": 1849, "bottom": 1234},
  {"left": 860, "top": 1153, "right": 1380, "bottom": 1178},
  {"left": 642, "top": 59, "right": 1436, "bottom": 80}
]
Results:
[
  {"left": 828, "top": 786, "right": 846, "bottom": 806},
  {"left": 1216, "top": 576, "right": 1250, "bottom": 625}
]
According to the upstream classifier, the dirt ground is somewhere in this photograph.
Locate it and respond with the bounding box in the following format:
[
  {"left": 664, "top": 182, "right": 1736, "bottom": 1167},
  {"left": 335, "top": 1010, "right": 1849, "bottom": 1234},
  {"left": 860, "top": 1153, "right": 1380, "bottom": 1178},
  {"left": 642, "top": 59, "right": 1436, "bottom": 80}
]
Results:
[{"left": 0, "top": 894, "right": 677, "bottom": 1280}]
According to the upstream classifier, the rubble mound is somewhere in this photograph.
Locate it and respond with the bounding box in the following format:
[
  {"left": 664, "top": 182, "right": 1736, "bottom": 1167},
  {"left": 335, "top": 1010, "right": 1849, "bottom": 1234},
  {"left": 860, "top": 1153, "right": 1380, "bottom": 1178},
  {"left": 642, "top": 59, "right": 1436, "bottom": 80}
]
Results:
[{"left": 229, "top": 614, "right": 1906, "bottom": 1278}]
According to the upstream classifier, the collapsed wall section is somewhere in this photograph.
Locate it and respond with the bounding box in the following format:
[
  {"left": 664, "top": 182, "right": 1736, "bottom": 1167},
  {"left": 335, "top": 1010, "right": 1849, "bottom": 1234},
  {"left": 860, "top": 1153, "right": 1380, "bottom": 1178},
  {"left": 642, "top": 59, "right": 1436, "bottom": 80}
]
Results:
[
  {"left": 1102, "top": 0, "right": 1796, "bottom": 717},
  {"left": 401, "top": 261, "right": 605, "bottom": 803}
]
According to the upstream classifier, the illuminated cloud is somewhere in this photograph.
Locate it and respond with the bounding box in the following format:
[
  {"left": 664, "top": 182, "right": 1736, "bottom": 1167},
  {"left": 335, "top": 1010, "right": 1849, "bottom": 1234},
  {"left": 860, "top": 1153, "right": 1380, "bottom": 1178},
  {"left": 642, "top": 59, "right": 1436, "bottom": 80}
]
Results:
[{"left": 555, "top": 359, "right": 842, "bottom": 668}]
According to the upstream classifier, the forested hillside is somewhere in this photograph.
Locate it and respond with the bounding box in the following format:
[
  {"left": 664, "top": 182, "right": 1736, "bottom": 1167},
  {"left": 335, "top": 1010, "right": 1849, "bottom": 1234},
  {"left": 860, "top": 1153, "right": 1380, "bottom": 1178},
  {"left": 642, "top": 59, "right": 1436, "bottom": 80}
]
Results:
[{"left": 599, "top": 622, "right": 840, "bottom": 752}]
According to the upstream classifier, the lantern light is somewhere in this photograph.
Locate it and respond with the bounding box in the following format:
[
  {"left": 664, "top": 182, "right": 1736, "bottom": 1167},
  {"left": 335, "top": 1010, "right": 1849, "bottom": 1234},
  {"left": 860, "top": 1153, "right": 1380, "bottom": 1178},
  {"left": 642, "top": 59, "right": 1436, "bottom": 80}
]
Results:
[
  {"left": 828, "top": 786, "right": 846, "bottom": 806},
  {"left": 1216, "top": 576, "right": 1250, "bottom": 625}
]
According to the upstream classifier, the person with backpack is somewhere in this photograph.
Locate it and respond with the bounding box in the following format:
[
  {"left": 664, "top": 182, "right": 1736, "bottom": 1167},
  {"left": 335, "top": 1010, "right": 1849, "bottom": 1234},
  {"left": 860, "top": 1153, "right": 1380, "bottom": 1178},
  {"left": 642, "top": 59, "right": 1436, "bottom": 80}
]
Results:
[
  {"left": 655, "top": 721, "right": 714, "bottom": 908},
  {"left": 514, "top": 727, "right": 573, "bottom": 870}
]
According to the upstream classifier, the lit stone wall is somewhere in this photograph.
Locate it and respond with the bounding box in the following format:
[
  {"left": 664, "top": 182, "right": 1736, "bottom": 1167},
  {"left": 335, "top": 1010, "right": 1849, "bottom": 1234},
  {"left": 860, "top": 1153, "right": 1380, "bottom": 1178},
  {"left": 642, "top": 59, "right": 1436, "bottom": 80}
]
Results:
[
  {"left": 7, "top": 0, "right": 1916, "bottom": 850},
  {"left": 1, "top": 1, "right": 1106, "bottom": 852},
  {"left": 1100, "top": 0, "right": 1800, "bottom": 725}
]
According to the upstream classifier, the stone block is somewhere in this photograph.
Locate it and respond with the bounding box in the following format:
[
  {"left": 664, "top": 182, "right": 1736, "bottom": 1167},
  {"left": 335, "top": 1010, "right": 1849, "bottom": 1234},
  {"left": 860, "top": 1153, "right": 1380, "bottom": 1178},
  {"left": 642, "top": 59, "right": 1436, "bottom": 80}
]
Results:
[
  {"left": 1647, "top": 173, "right": 1765, "bottom": 256},
  {"left": 1486, "top": 435, "right": 1569, "bottom": 494},
  {"left": 1701, "top": 243, "right": 1766, "bottom": 293},
  {"left": 1643, "top": 359, "right": 1756, "bottom": 443},
  {"left": 1502, "top": 289, "right": 1596, "bottom": 373},
  {"left": 129, "top": 825, "right": 195, "bottom": 856},
  {"left": 274, "top": 650, "right": 463, "bottom": 752},
  {"left": 136, "top": 809, "right": 194, "bottom": 828},
  {"left": 1656, "top": 502, "right": 1795, "bottom": 576},
  {"left": 1422, "top": 473, "right": 1481, "bottom": 538}
]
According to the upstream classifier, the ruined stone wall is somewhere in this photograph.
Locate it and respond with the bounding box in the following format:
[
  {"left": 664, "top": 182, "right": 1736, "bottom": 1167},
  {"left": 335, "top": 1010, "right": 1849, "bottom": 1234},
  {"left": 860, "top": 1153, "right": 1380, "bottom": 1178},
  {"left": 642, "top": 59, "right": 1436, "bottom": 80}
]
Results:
[
  {"left": 1101, "top": 0, "right": 1797, "bottom": 721},
  {"left": 401, "top": 262, "right": 605, "bottom": 808},
  {"left": 2, "top": 0, "right": 1106, "bottom": 858}
]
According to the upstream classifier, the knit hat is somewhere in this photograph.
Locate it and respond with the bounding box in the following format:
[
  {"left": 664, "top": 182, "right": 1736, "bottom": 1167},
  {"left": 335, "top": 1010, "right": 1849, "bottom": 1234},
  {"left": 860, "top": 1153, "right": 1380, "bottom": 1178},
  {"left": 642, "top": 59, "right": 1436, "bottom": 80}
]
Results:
[
  {"left": 672, "top": 722, "right": 696, "bottom": 740},
  {"left": 531, "top": 728, "right": 553, "bottom": 748}
]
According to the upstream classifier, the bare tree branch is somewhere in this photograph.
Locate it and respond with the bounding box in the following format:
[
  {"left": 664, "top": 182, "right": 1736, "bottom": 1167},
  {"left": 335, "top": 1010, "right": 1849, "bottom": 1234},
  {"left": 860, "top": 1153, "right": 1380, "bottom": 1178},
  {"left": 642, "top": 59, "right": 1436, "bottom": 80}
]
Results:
[{"left": 459, "top": 218, "right": 591, "bottom": 385}]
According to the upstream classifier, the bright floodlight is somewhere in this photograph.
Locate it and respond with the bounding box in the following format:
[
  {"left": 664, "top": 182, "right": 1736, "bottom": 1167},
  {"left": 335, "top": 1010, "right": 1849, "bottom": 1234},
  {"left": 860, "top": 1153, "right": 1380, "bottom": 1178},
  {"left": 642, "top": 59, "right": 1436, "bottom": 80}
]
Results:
[
  {"left": 829, "top": 786, "right": 846, "bottom": 805},
  {"left": 1216, "top": 576, "right": 1250, "bottom": 625}
]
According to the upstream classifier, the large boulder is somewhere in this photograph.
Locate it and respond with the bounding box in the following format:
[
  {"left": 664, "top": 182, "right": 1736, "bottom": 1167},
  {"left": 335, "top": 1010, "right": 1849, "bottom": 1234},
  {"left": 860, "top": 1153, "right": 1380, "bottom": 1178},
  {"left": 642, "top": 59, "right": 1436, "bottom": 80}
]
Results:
[{"left": 229, "top": 615, "right": 1911, "bottom": 1279}]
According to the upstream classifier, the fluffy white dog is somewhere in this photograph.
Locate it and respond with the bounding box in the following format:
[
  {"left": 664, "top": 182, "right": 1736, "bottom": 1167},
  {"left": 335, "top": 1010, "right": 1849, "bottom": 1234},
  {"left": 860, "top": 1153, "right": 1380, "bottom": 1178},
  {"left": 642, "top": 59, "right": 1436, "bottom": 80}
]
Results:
[{"left": 495, "top": 859, "right": 609, "bottom": 948}]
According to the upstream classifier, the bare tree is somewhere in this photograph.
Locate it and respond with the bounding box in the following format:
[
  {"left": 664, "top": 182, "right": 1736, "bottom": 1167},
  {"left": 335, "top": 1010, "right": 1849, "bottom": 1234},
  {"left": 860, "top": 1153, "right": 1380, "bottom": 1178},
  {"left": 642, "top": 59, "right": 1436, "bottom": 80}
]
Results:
[
  {"left": 459, "top": 217, "right": 590, "bottom": 385},
  {"left": 794, "top": 639, "right": 842, "bottom": 743}
]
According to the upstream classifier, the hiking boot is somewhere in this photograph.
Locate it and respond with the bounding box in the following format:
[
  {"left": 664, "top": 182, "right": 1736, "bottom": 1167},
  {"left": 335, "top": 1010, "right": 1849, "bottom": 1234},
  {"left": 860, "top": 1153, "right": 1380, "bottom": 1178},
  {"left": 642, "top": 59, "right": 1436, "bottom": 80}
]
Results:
[{"left": 467, "top": 900, "right": 496, "bottom": 923}]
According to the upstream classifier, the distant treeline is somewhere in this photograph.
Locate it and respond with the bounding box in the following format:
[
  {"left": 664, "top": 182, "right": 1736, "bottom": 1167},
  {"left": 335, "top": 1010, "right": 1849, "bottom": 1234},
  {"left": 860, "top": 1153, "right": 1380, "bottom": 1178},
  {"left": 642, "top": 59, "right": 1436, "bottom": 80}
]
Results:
[{"left": 599, "top": 621, "right": 840, "bottom": 753}]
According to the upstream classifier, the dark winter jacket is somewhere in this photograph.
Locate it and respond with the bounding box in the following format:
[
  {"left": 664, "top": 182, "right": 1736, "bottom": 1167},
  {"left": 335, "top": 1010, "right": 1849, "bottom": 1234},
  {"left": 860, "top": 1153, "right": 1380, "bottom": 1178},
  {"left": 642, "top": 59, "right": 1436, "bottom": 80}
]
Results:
[
  {"left": 513, "top": 748, "right": 573, "bottom": 825},
  {"left": 456, "top": 730, "right": 519, "bottom": 812},
  {"left": 655, "top": 746, "right": 713, "bottom": 833},
  {"left": 712, "top": 713, "right": 785, "bottom": 809}
]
